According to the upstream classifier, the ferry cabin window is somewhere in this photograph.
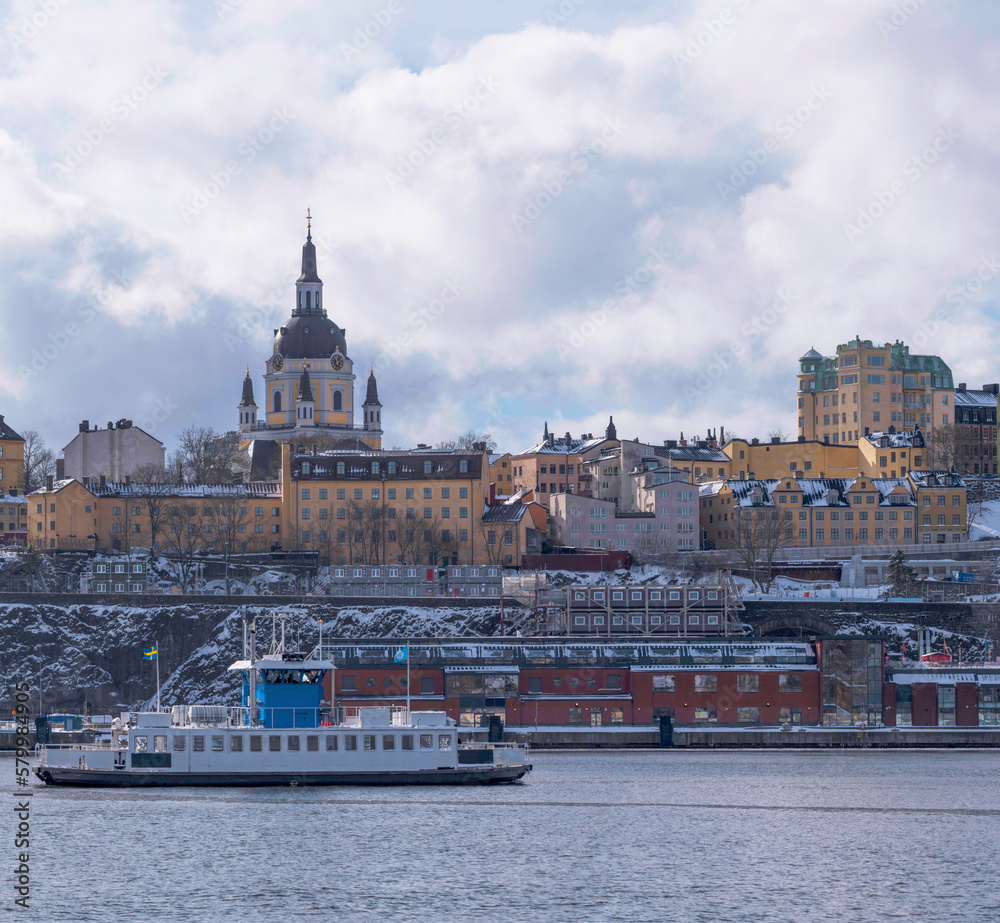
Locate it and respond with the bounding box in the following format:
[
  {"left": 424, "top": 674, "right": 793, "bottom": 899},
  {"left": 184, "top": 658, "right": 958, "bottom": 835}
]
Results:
[
  {"left": 438, "top": 735, "right": 452, "bottom": 750},
  {"left": 269, "top": 736, "right": 281, "bottom": 751},
  {"left": 212, "top": 736, "right": 224, "bottom": 751},
  {"left": 250, "top": 735, "right": 262, "bottom": 751},
  {"left": 383, "top": 735, "right": 395, "bottom": 750},
  {"left": 134, "top": 736, "right": 148, "bottom": 752},
  {"left": 230, "top": 735, "right": 243, "bottom": 752},
  {"left": 326, "top": 735, "right": 339, "bottom": 750},
  {"left": 174, "top": 736, "right": 186, "bottom": 751},
  {"left": 307, "top": 735, "right": 319, "bottom": 751},
  {"left": 345, "top": 735, "right": 358, "bottom": 751},
  {"left": 193, "top": 736, "right": 205, "bottom": 752},
  {"left": 154, "top": 735, "right": 168, "bottom": 752},
  {"left": 420, "top": 734, "right": 434, "bottom": 749},
  {"left": 363, "top": 734, "right": 377, "bottom": 751},
  {"left": 288, "top": 736, "right": 300, "bottom": 751},
  {"left": 401, "top": 735, "right": 414, "bottom": 750}
]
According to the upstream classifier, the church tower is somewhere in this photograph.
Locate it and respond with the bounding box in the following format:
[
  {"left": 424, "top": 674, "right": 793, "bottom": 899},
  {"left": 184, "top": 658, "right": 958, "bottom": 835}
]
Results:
[
  {"left": 237, "top": 368, "right": 257, "bottom": 432},
  {"left": 244, "top": 211, "right": 382, "bottom": 447}
]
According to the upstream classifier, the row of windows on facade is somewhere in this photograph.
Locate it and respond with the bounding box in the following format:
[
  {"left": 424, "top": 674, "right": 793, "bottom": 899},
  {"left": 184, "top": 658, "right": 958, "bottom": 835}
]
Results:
[
  {"left": 301, "top": 506, "right": 471, "bottom": 520},
  {"left": 271, "top": 390, "right": 345, "bottom": 414},
  {"left": 572, "top": 613, "right": 722, "bottom": 627},
  {"left": 574, "top": 589, "right": 719, "bottom": 602},
  {"left": 330, "top": 566, "right": 501, "bottom": 579},
  {"left": 649, "top": 673, "right": 804, "bottom": 693},
  {"left": 659, "top": 706, "right": 802, "bottom": 724},
  {"left": 301, "top": 486, "right": 469, "bottom": 501},
  {"left": 297, "top": 527, "right": 472, "bottom": 545},
  {"left": 573, "top": 505, "right": 695, "bottom": 519},
  {"left": 298, "top": 459, "right": 469, "bottom": 477},
  {"left": 134, "top": 731, "right": 452, "bottom": 753},
  {"left": 895, "top": 685, "right": 1000, "bottom": 727}
]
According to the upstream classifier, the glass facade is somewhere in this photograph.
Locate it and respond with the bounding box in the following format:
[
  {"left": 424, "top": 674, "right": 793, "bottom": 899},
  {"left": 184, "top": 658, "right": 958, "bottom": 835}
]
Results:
[
  {"left": 937, "top": 685, "right": 956, "bottom": 727},
  {"left": 821, "top": 640, "right": 883, "bottom": 727},
  {"left": 980, "top": 687, "right": 1000, "bottom": 726}
]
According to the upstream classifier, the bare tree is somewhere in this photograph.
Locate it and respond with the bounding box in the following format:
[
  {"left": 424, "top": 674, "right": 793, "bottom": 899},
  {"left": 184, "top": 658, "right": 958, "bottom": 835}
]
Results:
[
  {"left": 631, "top": 533, "right": 677, "bottom": 567},
  {"left": 19, "top": 431, "right": 55, "bottom": 493},
  {"left": 417, "top": 514, "right": 458, "bottom": 567},
  {"left": 161, "top": 500, "right": 209, "bottom": 593},
  {"left": 173, "top": 427, "right": 245, "bottom": 484},
  {"left": 107, "top": 498, "right": 145, "bottom": 560},
  {"left": 204, "top": 495, "right": 265, "bottom": 594},
  {"left": 345, "top": 497, "right": 384, "bottom": 564},
  {"left": 130, "top": 463, "right": 173, "bottom": 558},
  {"left": 766, "top": 426, "right": 789, "bottom": 443},
  {"left": 436, "top": 431, "right": 497, "bottom": 452},
  {"left": 924, "top": 424, "right": 977, "bottom": 473},
  {"left": 477, "top": 516, "right": 509, "bottom": 566},
  {"left": 730, "top": 501, "right": 791, "bottom": 593}
]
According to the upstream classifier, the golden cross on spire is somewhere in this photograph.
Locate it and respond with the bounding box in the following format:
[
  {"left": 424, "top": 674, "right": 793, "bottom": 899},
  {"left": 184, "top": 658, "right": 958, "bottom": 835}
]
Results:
[{"left": 306, "top": 207, "right": 312, "bottom": 231}]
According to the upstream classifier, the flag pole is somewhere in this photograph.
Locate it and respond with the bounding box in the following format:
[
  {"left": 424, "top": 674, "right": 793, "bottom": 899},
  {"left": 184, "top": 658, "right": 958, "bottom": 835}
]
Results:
[
  {"left": 406, "top": 640, "right": 410, "bottom": 718},
  {"left": 156, "top": 640, "right": 161, "bottom": 713}
]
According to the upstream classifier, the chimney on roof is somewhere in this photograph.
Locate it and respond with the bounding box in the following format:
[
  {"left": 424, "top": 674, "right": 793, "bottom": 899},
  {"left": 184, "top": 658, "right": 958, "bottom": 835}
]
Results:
[
  {"left": 82, "top": 477, "right": 90, "bottom": 486},
  {"left": 959, "top": 383, "right": 967, "bottom": 392},
  {"left": 751, "top": 438, "right": 759, "bottom": 446},
  {"left": 8, "top": 487, "right": 17, "bottom": 497},
  {"left": 564, "top": 431, "right": 571, "bottom": 445},
  {"left": 770, "top": 436, "right": 780, "bottom": 444},
  {"left": 864, "top": 427, "right": 870, "bottom": 437},
  {"left": 107, "top": 421, "right": 113, "bottom": 430},
  {"left": 797, "top": 435, "right": 805, "bottom": 443},
  {"left": 56, "top": 458, "right": 65, "bottom": 479},
  {"left": 80, "top": 420, "right": 89, "bottom": 433},
  {"left": 124, "top": 475, "right": 130, "bottom": 486},
  {"left": 45, "top": 475, "right": 53, "bottom": 491},
  {"left": 697, "top": 440, "right": 708, "bottom": 449},
  {"left": 888, "top": 425, "right": 896, "bottom": 434},
  {"left": 666, "top": 439, "right": 677, "bottom": 449},
  {"left": 100, "top": 474, "right": 106, "bottom": 487},
  {"left": 720, "top": 425, "right": 725, "bottom": 444},
  {"left": 985, "top": 383, "right": 1000, "bottom": 395},
  {"left": 312, "top": 443, "right": 317, "bottom": 455}
]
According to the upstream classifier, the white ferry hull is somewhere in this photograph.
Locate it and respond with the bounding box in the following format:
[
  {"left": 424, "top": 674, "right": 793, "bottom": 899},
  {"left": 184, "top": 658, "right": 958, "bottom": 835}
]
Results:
[{"left": 35, "top": 764, "right": 530, "bottom": 787}]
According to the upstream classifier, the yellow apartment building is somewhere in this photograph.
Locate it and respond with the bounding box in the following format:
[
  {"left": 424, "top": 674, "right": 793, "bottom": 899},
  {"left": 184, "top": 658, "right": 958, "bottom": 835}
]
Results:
[
  {"left": 797, "top": 337, "right": 953, "bottom": 445},
  {"left": 700, "top": 470, "right": 966, "bottom": 551},
  {"left": 279, "top": 443, "right": 490, "bottom": 565},
  {"left": 0, "top": 413, "right": 25, "bottom": 493}
]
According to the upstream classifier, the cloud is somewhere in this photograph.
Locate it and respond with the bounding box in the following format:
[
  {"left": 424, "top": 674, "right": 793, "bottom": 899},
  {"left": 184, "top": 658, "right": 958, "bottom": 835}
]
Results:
[{"left": 1, "top": 0, "right": 998, "bottom": 457}]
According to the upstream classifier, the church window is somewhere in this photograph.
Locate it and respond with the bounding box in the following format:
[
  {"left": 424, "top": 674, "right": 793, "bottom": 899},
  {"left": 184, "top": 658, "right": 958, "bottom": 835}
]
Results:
[
  {"left": 273, "top": 392, "right": 282, "bottom": 413},
  {"left": 306, "top": 291, "right": 312, "bottom": 311},
  {"left": 333, "top": 391, "right": 342, "bottom": 411}
]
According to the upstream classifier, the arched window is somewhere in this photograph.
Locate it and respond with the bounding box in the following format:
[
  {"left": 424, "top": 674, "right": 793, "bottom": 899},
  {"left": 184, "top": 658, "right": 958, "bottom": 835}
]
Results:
[
  {"left": 273, "top": 391, "right": 282, "bottom": 413},
  {"left": 306, "top": 291, "right": 312, "bottom": 311},
  {"left": 333, "top": 390, "right": 342, "bottom": 411},
  {"left": 298, "top": 292, "right": 301, "bottom": 309}
]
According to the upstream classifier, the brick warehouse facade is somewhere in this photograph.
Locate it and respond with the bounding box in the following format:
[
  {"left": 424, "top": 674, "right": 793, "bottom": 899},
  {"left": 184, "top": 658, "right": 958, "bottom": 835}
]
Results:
[{"left": 316, "top": 639, "right": 1000, "bottom": 731}]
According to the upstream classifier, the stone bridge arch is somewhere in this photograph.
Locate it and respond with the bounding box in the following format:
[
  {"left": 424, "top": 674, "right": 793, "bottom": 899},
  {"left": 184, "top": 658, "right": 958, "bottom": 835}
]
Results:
[{"left": 752, "top": 614, "right": 838, "bottom": 639}]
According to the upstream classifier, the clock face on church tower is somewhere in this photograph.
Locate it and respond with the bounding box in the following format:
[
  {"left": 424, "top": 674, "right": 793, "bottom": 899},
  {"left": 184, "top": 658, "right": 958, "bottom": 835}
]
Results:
[
  {"left": 332, "top": 354, "right": 344, "bottom": 371},
  {"left": 272, "top": 354, "right": 284, "bottom": 371}
]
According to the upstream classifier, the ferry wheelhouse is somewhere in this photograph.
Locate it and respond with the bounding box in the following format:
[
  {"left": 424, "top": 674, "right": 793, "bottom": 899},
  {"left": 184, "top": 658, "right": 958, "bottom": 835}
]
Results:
[{"left": 34, "top": 621, "right": 531, "bottom": 787}]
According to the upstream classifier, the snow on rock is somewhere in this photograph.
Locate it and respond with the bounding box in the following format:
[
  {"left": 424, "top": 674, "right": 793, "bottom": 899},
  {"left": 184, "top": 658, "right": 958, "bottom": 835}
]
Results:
[{"left": 0, "top": 601, "right": 531, "bottom": 713}]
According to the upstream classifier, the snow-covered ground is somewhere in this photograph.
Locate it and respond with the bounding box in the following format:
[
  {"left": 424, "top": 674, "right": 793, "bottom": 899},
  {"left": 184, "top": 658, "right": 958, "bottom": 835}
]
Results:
[{"left": 969, "top": 500, "right": 1000, "bottom": 540}]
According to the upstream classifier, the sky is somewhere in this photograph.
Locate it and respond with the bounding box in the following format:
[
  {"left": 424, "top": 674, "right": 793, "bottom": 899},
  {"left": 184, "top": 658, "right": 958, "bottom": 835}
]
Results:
[{"left": 2, "top": 0, "right": 999, "bottom": 458}]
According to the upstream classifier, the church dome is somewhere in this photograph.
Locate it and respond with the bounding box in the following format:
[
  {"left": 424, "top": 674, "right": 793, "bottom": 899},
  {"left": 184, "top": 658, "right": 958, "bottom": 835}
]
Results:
[{"left": 273, "top": 314, "right": 347, "bottom": 359}]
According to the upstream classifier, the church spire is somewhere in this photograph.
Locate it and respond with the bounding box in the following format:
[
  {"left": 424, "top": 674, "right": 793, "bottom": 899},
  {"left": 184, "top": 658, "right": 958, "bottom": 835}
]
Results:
[{"left": 297, "top": 209, "right": 321, "bottom": 285}]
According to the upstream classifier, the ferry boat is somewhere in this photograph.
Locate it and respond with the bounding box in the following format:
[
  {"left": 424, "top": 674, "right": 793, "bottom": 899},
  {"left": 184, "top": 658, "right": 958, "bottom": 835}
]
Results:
[{"left": 33, "top": 621, "right": 531, "bottom": 787}]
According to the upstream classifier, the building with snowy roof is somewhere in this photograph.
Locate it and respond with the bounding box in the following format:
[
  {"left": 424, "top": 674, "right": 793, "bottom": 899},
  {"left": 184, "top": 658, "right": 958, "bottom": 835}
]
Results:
[{"left": 700, "top": 470, "right": 967, "bottom": 552}]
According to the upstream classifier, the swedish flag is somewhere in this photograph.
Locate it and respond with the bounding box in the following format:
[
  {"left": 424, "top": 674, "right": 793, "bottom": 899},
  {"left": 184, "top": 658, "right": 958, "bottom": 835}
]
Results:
[{"left": 142, "top": 646, "right": 157, "bottom": 661}]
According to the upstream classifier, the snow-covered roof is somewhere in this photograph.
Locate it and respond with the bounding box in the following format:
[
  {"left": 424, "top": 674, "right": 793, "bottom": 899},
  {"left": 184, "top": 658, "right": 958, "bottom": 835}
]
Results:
[
  {"left": 889, "top": 671, "right": 1000, "bottom": 685},
  {"left": 708, "top": 476, "right": 917, "bottom": 508},
  {"left": 954, "top": 388, "right": 998, "bottom": 408},
  {"left": 907, "top": 470, "right": 965, "bottom": 489},
  {"left": 2, "top": 493, "right": 26, "bottom": 505},
  {"left": 864, "top": 430, "right": 923, "bottom": 448},
  {"left": 519, "top": 435, "right": 607, "bottom": 455},
  {"left": 31, "top": 479, "right": 281, "bottom": 498}
]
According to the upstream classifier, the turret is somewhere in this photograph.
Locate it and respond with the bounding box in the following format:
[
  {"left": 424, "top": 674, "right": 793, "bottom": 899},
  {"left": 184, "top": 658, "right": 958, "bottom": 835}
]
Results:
[
  {"left": 294, "top": 208, "right": 324, "bottom": 318},
  {"left": 362, "top": 368, "right": 382, "bottom": 434},
  {"left": 297, "top": 367, "right": 315, "bottom": 427},
  {"left": 238, "top": 367, "right": 257, "bottom": 432}
]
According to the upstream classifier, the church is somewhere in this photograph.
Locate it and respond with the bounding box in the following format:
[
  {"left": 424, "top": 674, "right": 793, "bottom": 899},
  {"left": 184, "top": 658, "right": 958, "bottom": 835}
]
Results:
[{"left": 237, "top": 214, "right": 383, "bottom": 449}]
